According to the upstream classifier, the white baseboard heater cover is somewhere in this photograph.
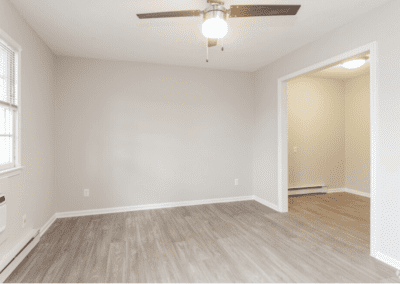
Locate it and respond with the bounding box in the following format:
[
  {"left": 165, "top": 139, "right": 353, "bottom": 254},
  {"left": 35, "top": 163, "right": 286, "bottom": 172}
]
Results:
[
  {"left": 0, "top": 195, "right": 5, "bottom": 234},
  {"left": 0, "top": 194, "right": 6, "bottom": 247},
  {"left": 0, "top": 229, "right": 40, "bottom": 283},
  {"left": 288, "top": 185, "right": 328, "bottom": 196}
]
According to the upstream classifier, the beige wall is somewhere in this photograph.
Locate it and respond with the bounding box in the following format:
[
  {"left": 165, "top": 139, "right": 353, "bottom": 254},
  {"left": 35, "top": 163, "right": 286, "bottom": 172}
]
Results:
[
  {"left": 345, "top": 74, "right": 370, "bottom": 193},
  {"left": 287, "top": 75, "right": 370, "bottom": 192},
  {"left": 253, "top": 0, "right": 400, "bottom": 261},
  {"left": 0, "top": 0, "right": 55, "bottom": 263},
  {"left": 287, "top": 77, "right": 346, "bottom": 190},
  {"left": 55, "top": 57, "right": 255, "bottom": 213}
]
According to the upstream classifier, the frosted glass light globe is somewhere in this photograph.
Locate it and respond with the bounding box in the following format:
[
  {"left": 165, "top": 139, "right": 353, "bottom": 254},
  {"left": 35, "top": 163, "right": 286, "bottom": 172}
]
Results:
[
  {"left": 342, "top": 59, "right": 366, "bottom": 69},
  {"left": 202, "top": 17, "right": 228, "bottom": 39}
]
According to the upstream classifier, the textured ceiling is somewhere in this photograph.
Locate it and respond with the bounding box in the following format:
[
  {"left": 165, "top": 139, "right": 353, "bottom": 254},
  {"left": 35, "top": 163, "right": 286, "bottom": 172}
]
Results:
[{"left": 10, "top": 0, "right": 391, "bottom": 72}]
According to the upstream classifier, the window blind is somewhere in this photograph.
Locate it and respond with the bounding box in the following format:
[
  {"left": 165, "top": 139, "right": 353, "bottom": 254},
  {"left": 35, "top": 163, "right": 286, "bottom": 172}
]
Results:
[
  {"left": 0, "top": 40, "right": 17, "bottom": 107},
  {"left": 0, "top": 39, "right": 17, "bottom": 170}
]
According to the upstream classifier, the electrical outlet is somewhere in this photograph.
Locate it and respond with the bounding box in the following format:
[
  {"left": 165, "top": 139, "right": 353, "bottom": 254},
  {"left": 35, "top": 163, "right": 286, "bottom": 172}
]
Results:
[
  {"left": 84, "top": 189, "right": 89, "bottom": 197},
  {"left": 22, "top": 214, "right": 26, "bottom": 228},
  {"left": 235, "top": 179, "right": 238, "bottom": 186}
]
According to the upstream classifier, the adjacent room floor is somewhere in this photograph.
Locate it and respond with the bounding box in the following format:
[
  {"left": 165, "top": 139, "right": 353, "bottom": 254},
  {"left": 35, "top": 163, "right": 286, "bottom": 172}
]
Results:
[{"left": 6, "top": 192, "right": 399, "bottom": 283}]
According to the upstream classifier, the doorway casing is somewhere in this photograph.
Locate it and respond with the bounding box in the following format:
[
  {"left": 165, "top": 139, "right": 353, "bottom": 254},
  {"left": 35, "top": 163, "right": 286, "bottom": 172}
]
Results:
[{"left": 276, "top": 41, "right": 378, "bottom": 256}]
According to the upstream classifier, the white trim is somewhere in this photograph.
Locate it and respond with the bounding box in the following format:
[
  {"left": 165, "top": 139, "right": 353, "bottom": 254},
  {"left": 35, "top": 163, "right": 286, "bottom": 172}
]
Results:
[
  {"left": 344, "top": 188, "right": 370, "bottom": 198},
  {"left": 40, "top": 214, "right": 57, "bottom": 237},
  {"left": 0, "top": 29, "right": 22, "bottom": 52},
  {"left": 0, "top": 166, "right": 24, "bottom": 180},
  {"left": 14, "top": 36, "right": 22, "bottom": 172},
  {"left": 0, "top": 229, "right": 39, "bottom": 281},
  {"left": 253, "top": 195, "right": 279, "bottom": 211},
  {"left": 328, "top": 188, "right": 346, "bottom": 193},
  {"left": 373, "top": 251, "right": 400, "bottom": 270},
  {"left": 277, "top": 80, "right": 288, "bottom": 213},
  {"left": 369, "top": 41, "right": 378, "bottom": 257},
  {"left": 277, "top": 41, "right": 378, "bottom": 255},
  {"left": 328, "top": 188, "right": 370, "bottom": 198},
  {"left": 56, "top": 195, "right": 253, "bottom": 218}
]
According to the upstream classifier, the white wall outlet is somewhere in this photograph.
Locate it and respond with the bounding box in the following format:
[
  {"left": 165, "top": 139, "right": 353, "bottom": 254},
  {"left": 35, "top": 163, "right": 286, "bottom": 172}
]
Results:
[
  {"left": 84, "top": 189, "right": 89, "bottom": 197},
  {"left": 22, "top": 214, "right": 26, "bottom": 228},
  {"left": 235, "top": 179, "right": 238, "bottom": 186},
  {"left": 294, "top": 146, "right": 298, "bottom": 153}
]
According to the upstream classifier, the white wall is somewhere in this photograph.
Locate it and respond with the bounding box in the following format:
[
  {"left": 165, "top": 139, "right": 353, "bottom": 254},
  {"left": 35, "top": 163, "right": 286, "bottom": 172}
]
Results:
[
  {"left": 345, "top": 73, "right": 370, "bottom": 194},
  {"left": 253, "top": 0, "right": 400, "bottom": 263},
  {"left": 0, "top": 0, "right": 55, "bottom": 263},
  {"left": 287, "top": 77, "right": 346, "bottom": 190},
  {"left": 55, "top": 57, "right": 255, "bottom": 213}
]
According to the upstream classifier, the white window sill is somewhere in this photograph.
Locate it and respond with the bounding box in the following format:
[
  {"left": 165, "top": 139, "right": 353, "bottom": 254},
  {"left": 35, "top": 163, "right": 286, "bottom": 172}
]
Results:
[{"left": 0, "top": 166, "right": 24, "bottom": 179}]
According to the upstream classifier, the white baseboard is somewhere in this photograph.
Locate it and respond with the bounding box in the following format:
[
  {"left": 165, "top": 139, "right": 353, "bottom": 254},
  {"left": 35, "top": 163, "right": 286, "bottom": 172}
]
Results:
[
  {"left": 373, "top": 251, "right": 400, "bottom": 270},
  {"left": 345, "top": 188, "right": 370, "bottom": 198},
  {"left": 40, "top": 214, "right": 57, "bottom": 237},
  {"left": 328, "top": 188, "right": 370, "bottom": 198},
  {"left": 56, "top": 195, "right": 254, "bottom": 218},
  {"left": 0, "top": 229, "right": 40, "bottom": 283},
  {"left": 328, "top": 188, "right": 346, "bottom": 193},
  {"left": 252, "top": 195, "right": 280, "bottom": 212}
]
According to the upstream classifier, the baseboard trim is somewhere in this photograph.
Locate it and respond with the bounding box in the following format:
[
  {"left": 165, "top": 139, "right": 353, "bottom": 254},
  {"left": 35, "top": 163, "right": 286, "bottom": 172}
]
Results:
[
  {"left": 252, "top": 195, "right": 280, "bottom": 212},
  {"left": 40, "top": 214, "right": 57, "bottom": 237},
  {"left": 328, "top": 188, "right": 346, "bottom": 193},
  {"left": 345, "top": 188, "right": 370, "bottom": 198},
  {"left": 0, "top": 229, "right": 40, "bottom": 283},
  {"left": 373, "top": 251, "right": 400, "bottom": 270},
  {"left": 328, "top": 188, "right": 370, "bottom": 198},
  {"left": 56, "top": 195, "right": 254, "bottom": 218}
]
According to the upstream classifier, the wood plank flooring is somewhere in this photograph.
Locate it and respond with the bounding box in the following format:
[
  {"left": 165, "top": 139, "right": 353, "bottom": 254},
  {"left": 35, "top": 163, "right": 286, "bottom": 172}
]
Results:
[{"left": 6, "top": 192, "right": 400, "bottom": 283}]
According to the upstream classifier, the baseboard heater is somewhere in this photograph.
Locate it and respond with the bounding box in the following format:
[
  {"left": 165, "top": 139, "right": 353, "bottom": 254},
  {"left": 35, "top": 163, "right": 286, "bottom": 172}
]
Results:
[
  {"left": 288, "top": 185, "right": 328, "bottom": 196},
  {"left": 0, "top": 229, "right": 40, "bottom": 283}
]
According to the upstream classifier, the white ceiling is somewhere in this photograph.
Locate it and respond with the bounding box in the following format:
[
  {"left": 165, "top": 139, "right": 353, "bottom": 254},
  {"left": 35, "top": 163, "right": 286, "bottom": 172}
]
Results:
[{"left": 10, "top": 0, "right": 391, "bottom": 72}]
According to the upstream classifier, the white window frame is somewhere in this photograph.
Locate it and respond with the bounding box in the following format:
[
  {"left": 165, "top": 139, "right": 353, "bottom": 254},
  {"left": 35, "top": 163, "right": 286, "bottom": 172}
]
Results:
[{"left": 0, "top": 28, "right": 23, "bottom": 179}]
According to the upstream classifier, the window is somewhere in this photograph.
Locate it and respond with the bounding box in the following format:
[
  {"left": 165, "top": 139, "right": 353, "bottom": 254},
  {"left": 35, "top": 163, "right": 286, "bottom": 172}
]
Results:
[{"left": 0, "top": 36, "right": 19, "bottom": 172}]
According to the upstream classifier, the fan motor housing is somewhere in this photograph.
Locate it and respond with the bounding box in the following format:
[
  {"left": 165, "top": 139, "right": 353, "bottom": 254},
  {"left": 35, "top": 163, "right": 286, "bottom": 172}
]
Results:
[{"left": 203, "top": 4, "right": 227, "bottom": 21}]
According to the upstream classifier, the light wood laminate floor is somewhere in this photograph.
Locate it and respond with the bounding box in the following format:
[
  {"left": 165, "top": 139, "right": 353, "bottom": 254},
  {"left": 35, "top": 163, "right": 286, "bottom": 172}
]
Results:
[{"left": 6, "top": 192, "right": 400, "bottom": 283}]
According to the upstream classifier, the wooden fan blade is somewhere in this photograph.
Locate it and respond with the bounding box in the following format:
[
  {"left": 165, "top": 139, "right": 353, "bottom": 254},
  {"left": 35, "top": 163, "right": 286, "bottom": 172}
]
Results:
[
  {"left": 208, "top": 38, "right": 218, "bottom": 47},
  {"left": 229, "top": 5, "right": 301, "bottom": 18},
  {"left": 207, "top": 0, "right": 224, "bottom": 5},
  {"left": 137, "top": 10, "right": 202, "bottom": 19}
]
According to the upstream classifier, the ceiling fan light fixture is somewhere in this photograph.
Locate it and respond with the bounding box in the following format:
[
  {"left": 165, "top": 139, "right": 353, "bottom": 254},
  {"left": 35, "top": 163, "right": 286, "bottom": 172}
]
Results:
[
  {"left": 341, "top": 59, "right": 366, "bottom": 69},
  {"left": 136, "top": 2, "right": 302, "bottom": 60},
  {"left": 202, "top": 16, "right": 228, "bottom": 39}
]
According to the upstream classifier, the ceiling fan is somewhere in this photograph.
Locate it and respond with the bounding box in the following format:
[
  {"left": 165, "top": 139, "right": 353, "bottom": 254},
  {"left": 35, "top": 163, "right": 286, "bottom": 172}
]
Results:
[{"left": 137, "top": 0, "right": 301, "bottom": 61}]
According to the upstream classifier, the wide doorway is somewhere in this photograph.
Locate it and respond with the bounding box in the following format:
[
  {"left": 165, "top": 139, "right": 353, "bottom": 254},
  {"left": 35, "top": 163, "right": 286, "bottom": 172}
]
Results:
[{"left": 277, "top": 42, "right": 377, "bottom": 256}]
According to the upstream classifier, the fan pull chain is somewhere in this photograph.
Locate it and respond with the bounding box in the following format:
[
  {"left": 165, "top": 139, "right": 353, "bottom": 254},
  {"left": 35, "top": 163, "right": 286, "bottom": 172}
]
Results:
[
  {"left": 221, "top": 38, "right": 224, "bottom": 51},
  {"left": 206, "top": 39, "right": 209, "bottom": 62}
]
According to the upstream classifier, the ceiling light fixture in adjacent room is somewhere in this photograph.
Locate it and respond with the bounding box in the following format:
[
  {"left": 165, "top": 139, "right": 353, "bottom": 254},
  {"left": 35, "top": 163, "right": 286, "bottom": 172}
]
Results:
[{"left": 341, "top": 56, "right": 369, "bottom": 69}]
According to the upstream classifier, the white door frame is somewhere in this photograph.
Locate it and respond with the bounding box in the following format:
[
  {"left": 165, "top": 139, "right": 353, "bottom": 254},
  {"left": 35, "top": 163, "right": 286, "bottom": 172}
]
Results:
[{"left": 277, "top": 41, "right": 378, "bottom": 256}]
